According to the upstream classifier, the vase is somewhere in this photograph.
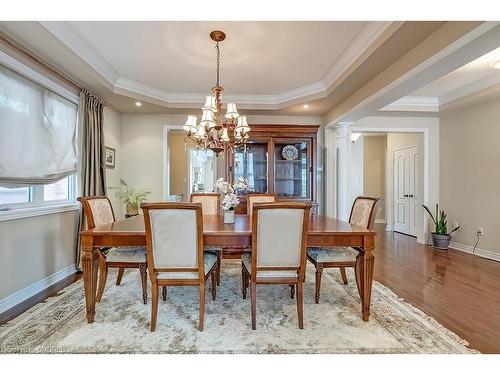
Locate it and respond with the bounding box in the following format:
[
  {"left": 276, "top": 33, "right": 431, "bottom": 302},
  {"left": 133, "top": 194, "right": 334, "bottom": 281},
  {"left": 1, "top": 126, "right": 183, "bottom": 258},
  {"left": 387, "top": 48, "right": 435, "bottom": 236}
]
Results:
[
  {"left": 431, "top": 233, "right": 451, "bottom": 250},
  {"left": 224, "top": 210, "right": 235, "bottom": 224},
  {"left": 126, "top": 204, "right": 139, "bottom": 217}
]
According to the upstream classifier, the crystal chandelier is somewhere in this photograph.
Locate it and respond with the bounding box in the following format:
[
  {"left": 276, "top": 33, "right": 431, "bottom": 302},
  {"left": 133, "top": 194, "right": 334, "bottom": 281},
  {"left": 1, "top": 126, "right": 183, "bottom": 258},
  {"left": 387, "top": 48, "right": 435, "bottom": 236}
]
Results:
[{"left": 183, "top": 30, "right": 250, "bottom": 156}]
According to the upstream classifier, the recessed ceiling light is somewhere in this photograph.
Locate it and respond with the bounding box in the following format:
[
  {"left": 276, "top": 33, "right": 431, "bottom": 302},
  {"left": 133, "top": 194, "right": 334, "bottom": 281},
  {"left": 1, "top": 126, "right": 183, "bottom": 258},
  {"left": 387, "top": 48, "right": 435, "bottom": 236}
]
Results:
[
  {"left": 303, "top": 104, "right": 309, "bottom": 109},
  {"left": 135, "top": 101, "right": 142, "bottom": 107},
  {"left": 492, "top": 60, "right": 500, "bottom": 70}
]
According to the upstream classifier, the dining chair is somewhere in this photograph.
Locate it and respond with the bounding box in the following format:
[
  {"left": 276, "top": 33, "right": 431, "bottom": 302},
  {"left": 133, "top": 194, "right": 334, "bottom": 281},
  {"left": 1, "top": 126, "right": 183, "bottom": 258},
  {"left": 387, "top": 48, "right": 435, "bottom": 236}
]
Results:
[
  {"left": 247, "top": 193, "right": 275, "bottom": 217},
  {"left": 141, "top": 202, "right": 218, "bottom": 332},
  {"left": 190, "top": 192, "right": 222, "bottom": 285},
  {"left": 241, "top": 202, "right": 312, "bottom": 330},
  {"left": 307, "top": 196, "right": 381, "bottom": 303},
  {"left": 77, "top": 196, "right": 148, "bottom": 304}
]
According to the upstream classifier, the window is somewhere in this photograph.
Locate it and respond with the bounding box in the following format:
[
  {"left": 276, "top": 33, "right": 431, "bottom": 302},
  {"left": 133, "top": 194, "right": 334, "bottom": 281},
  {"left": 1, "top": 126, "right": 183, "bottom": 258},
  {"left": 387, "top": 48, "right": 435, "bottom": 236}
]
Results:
[
  {"left": 0, "top": 49, "right": 79, "bottom": 215},
  {"left": 0, "top": 175, "right": 76, "bottom": 210}
]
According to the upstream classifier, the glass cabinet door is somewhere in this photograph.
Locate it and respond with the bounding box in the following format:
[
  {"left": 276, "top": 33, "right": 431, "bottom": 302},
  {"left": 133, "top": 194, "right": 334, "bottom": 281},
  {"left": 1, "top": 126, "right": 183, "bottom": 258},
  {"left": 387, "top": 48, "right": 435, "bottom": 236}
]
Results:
[
  {"left": 273, "top": 140, "right": 310, "bottom": 199},
  {"left": 233, "top": 143, "right": 268, "bottom": 194}
]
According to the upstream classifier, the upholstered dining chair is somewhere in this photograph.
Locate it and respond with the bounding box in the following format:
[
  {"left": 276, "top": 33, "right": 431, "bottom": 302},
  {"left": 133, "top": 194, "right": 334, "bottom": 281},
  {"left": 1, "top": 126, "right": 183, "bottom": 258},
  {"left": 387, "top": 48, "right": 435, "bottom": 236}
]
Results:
[
  {"left": 247, "top": 193, "right": 275, "bottom": 217},
  {"left": 77, "top": 196, "right": 148, "bottom": 304},
  {"left": 190, "top": 192, "right": 222, "bottom": 285},
  {"left": 241, "top": 202, "right": 312, "bottom": 330},
  {"left": 307, "top": 196, "right": 381, "bottom": 303},
  {"left": 141, "top": 202, "right": 218, "bottom": 332}
]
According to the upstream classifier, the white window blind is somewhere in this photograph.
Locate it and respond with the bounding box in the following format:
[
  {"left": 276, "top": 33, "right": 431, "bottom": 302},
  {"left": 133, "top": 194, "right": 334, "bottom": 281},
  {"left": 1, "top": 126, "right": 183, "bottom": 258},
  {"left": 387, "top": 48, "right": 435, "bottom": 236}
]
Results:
[{"left": 0, "top": 64, "right": 78, "bottom": 187}]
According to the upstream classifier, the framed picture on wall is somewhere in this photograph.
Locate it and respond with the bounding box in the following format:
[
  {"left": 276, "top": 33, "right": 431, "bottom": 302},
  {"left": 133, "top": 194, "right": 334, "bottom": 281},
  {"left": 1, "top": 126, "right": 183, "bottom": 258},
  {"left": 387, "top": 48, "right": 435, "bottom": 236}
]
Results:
[{"left": 105, "top": 146, "right": 116, "bottom": 169}]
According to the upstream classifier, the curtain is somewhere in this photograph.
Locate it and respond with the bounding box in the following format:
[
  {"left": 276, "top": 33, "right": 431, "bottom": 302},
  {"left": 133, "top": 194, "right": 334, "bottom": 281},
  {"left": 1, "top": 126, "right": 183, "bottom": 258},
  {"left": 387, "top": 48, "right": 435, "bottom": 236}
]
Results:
[
  {"left": 76, "top": 89, "right": 106, "bottom": 269},
  {"left": 0, "top": 64, "right": 78, "bottom": 187}
]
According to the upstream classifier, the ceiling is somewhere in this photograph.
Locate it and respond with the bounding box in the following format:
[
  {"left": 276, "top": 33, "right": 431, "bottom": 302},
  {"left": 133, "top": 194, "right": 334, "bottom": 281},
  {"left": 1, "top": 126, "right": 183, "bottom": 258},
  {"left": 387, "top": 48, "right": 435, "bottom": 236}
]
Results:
[
  {"left": 0, "top": 21, "right": 452, "bottom": 115},
  {"left": 381, "top": 45, "right": 500, "bottom": 112}
]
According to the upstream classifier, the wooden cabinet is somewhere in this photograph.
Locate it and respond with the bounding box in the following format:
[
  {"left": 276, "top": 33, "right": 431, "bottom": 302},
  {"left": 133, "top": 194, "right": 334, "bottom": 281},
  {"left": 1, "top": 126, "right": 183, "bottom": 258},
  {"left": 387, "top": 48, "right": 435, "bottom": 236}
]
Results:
[{"left": 225, "top": 124, "right": 319, "bottom": 214}]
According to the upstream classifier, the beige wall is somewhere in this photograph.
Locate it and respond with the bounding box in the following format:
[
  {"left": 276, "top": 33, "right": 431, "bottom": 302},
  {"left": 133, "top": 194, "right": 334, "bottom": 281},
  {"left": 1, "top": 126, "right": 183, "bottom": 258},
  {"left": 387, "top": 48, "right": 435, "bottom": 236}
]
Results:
[
  {"left": 120, "top": 114, "right": 325, "bottom": 211},
  {"left": 440, "top": 93, "right": 500, "bottom": 259},
  {"left": 104, "top": 106, "right": 123, "bottom": 218},
  {"left": 0, "top": 210, "right": 78, "bottom": 302},
  {"left": 168, "top": 132, "right": 189, "bottom": 198},
  {"left": 363, "top": 135, "right": 386, "bottom": 220}
]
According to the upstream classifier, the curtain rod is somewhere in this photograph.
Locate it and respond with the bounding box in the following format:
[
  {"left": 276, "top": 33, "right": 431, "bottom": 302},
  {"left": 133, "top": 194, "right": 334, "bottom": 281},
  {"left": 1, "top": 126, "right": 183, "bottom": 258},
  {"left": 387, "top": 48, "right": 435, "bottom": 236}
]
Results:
[{"left": 0, "top": 31, "right": 82, "bottom": 92}]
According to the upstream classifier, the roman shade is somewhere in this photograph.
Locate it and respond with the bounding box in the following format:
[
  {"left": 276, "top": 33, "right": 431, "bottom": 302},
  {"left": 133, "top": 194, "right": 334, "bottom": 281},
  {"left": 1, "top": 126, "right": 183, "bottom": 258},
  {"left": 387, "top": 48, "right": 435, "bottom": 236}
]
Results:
[{"left": 0, "top": 64, "right": 78, "bottom": 187}]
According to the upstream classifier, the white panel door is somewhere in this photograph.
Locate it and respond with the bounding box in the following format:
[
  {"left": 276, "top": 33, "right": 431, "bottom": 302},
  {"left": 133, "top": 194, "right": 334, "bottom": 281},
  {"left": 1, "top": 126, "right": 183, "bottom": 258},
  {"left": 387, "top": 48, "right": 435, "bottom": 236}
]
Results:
[
  {"left": 393, "top": 146, "right": 419, "bottom": 236},
  {"left": 393, "top": 149, "right": 410, "bottom": 234}
]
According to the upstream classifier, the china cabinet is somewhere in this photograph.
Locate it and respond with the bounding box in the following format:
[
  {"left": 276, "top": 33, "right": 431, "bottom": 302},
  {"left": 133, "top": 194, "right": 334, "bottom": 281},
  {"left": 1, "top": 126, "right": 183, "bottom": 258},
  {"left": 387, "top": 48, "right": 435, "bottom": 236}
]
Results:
[{"left": 225, "top": 124, "right": 319, "bottom": 214}]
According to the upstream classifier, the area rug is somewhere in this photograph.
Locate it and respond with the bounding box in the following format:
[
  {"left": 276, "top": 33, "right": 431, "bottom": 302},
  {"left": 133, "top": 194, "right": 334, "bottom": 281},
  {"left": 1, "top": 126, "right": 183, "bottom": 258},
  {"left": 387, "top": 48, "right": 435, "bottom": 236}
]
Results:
[{"left": 0, "top": 261, "right": 476, "bottom": 354}]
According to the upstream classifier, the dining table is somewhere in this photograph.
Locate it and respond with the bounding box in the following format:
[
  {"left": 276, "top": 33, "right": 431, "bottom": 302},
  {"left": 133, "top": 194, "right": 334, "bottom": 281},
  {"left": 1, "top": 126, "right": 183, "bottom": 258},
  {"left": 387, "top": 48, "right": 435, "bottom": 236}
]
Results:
[{"left": 79, "top": 214, "right": 375, "bottom": 324}]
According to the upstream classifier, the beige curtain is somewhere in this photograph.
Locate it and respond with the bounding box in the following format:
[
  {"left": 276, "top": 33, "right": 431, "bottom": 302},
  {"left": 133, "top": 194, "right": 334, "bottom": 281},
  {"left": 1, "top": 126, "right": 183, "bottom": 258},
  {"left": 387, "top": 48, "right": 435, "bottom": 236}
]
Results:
[{"left": 76, "top": 89, "right": 106, "bottom": 269}]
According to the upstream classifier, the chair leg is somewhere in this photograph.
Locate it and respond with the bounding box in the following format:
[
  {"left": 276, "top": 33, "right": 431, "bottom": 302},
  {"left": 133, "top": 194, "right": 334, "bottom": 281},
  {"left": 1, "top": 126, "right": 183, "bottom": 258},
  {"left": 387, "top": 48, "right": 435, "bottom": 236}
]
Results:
[
  {"left": 251, "top": 281, "right": 257, "bottom": 330},
  {"left": 242, "top": 266, "right": 248, "bottom": 299},
  {"left": 198, "top": 283, "right": 205, "bottom": 331},
  {"left": 211, "top": 270, "right": 217, "bottom": 301},
  {"left": 96, "top": 257, "right": 108, "bottom": 303},
  {"left": 340, "top": 267, "right": 348, "bottom": 285},
  {"left": 162, "top": 286, "right": 167, "bottom": 301},
  {"left": 116, "top": 268, "right": 125, "bottom": 285},
  {"left": 297, "top": 282, "right": 304, "bottom": 329},
  {"left": 139, "top": 263, "right": 147, "bottom": 304},
  {"left": 151, "top": 284, "right": 159, "bottom": 332},
  {"left": 289, "top": 285, "right": 295, "bottom": 299},
  {"left": 315, "top": 264, "right": 323, "bottom": 304},
  {"left": 216, "top": 253, "right": 222, "bottom": 286}
]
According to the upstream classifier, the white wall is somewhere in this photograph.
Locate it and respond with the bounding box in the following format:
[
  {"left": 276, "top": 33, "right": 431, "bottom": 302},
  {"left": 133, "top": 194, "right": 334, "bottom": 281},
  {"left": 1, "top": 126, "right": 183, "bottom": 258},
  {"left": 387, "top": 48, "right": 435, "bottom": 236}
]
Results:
[{"left": 350, "top": 136, "right": 364, "bottom": 204}]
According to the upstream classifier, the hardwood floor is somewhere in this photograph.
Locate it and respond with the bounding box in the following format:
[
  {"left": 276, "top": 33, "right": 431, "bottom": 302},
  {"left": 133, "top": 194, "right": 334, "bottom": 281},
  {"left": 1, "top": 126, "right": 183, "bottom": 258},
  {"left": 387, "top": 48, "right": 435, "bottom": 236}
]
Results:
[
  {"left": 1, "top": 225, "right": 499, "bottom": 353},
  {"left": 373, "top": 224, "right": 500, "bottom": 353}
]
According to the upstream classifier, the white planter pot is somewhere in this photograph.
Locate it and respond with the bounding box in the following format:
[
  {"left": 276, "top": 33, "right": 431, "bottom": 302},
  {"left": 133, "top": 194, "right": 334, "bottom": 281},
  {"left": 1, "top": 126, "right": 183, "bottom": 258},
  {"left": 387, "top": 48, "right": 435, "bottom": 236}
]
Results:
[{"left": 223, "top": 210, "right": 235, "bottom": 224}]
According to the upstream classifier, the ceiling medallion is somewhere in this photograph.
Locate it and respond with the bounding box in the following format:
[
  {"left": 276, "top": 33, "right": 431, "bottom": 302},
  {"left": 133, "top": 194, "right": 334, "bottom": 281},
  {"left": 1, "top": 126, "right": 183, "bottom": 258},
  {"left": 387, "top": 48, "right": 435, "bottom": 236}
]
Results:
[{"left": 183, "top": 30, "right": 250, "bottom": 156}]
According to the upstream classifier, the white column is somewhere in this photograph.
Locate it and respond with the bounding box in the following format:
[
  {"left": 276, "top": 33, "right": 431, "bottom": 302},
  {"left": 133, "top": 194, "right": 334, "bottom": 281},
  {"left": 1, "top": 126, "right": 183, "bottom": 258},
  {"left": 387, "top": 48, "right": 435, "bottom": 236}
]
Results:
[
  {"left": 334, "top": 122, "right": 353, "bottom": 221},
  {"left": 324, "top": 126, "right": 336, "bottom": 218}
]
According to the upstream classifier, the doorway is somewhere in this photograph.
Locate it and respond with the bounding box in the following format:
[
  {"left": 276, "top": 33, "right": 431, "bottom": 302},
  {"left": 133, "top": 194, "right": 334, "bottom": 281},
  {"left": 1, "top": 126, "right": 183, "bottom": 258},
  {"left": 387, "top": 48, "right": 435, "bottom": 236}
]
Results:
[
  {"left": 393, "top": 145, "right": 420, "bottom": 237},
  {"left": 188, "top": 149, "right": 217, "bottom": 194}
]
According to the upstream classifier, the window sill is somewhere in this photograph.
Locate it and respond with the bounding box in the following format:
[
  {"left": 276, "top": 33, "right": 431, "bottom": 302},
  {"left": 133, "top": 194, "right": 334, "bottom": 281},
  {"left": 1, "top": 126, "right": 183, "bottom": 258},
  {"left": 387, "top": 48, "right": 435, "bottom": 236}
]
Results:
[{"left": 0, "top": 202, "right": 80, "bottom": 222}]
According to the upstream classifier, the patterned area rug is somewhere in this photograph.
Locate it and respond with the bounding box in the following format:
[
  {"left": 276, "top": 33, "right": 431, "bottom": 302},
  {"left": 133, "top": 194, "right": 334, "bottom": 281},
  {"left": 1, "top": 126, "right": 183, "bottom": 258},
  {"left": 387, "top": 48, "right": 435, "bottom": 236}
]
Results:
[{"left": 0, "top": 261, "right": 476, "bottom": 354}]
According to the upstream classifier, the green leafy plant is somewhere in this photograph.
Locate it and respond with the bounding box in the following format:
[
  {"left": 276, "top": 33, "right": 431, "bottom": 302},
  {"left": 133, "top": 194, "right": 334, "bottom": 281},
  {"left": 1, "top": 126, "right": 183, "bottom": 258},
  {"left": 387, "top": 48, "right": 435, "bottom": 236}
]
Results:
[
  {"left": 422, "top": 203, "right": 460, "bottom": 235},
  {"left": 111, "top": 179, "right": 151, "bottom": 209}
]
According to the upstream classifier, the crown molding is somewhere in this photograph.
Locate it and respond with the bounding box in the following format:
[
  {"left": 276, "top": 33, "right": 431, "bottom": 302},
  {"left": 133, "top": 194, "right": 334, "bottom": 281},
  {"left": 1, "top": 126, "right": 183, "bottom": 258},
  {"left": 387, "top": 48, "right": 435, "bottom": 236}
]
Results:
[
  {"left": 38, "top": 21, "right": 393, "bottom": 109},
  {"left": 320, "top": 21, "right": 394, "bottom": 90},
  {"left": 39, "top": 21, "right": 119, "bottom": 89},
  {"left": 380, "top": 96, "right": 439, "bottom": 112}
]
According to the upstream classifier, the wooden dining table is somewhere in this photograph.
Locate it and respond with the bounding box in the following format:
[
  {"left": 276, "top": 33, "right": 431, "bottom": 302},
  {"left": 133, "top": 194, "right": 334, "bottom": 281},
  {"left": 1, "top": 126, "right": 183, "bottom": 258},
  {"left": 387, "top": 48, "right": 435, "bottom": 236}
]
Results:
[{"left": 80, "top": 214, "right": 375, "bottom": 324}]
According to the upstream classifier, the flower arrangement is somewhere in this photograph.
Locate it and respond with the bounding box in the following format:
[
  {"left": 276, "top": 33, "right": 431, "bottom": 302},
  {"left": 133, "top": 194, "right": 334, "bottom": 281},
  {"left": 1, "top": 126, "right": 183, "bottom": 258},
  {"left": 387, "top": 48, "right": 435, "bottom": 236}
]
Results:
[
  {"left": 215, "top": 177, "right": 248, "bottom": 211},
  {"left": 215, "top": 177, "right": 248, "bottom": 223}
]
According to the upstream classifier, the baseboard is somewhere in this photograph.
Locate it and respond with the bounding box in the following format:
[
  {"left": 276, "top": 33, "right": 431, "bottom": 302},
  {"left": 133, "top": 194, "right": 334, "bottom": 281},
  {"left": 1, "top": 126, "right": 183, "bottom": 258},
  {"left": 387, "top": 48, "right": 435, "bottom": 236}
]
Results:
[
  {"left": 0, "top": 264, "right": 77, "bottom": 314},
  {"left": 449, "top": 241, "right": 500, "bottom": 262}
]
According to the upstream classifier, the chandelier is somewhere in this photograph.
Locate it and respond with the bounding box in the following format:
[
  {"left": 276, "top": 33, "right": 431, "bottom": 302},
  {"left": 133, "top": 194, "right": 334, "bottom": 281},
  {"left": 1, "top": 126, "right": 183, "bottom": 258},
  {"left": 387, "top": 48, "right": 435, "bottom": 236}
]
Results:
[{"left": 183, "top": 30, "right": 250, "bottom": 156}]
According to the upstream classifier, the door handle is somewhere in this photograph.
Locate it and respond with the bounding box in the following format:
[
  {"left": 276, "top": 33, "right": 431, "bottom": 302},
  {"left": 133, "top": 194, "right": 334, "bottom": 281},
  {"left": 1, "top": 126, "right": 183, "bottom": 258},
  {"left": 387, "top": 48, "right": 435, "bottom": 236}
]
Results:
[
  {"left": 404, "top": 194, "right": 408, "bottom": 197},
  {"left": 409, "top": 194, "right": 414, "bottom": 198}
]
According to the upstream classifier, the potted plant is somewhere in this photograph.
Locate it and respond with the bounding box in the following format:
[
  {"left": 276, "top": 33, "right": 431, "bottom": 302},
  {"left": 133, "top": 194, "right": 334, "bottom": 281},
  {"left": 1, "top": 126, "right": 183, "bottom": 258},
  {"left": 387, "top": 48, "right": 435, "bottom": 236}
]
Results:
[
  {"left": 112, "top": 179, "right": 151, "bottom": 216},
  {"left": 422, "top": 203, "right": 460, "bottom": 250}
]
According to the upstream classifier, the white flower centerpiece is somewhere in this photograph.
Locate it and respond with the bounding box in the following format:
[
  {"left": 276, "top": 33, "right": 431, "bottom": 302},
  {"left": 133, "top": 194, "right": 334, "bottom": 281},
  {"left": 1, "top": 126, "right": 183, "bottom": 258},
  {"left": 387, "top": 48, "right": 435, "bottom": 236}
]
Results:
[{"left": 215, "top": 177, "right": 248, "bottom": 224}]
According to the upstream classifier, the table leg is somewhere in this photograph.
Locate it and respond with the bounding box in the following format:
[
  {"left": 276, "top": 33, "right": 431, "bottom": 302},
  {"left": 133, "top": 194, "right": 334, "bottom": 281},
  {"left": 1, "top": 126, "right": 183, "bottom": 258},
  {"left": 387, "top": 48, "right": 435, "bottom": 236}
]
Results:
[
  {"left": 81, "top": 234, "right": 98, "bottom": 323},
  {"left": 360, "top": 235, "right": 375, "bottom": 322}
]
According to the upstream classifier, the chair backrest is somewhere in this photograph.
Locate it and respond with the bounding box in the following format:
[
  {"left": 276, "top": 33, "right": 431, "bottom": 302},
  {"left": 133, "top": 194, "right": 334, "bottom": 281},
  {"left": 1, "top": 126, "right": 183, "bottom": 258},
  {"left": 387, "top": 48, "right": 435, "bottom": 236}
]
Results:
[
  {"left": 141, "top": 202, "right": 204, "bottom": 281},
  {"left": 77, "top": 196, "right": 115, "bottom": 229},
  {"left": 190, "top": 193, "right": 219, "bottom": 215},
  {"left": 247, "top": 193, "right": 275, "bottom": 217},
  {"left": 349, "top": 196, "right": 382, "bottom": 230},
  {"left": 251, "top": 202, "right": 311, "bottom": 281}
]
